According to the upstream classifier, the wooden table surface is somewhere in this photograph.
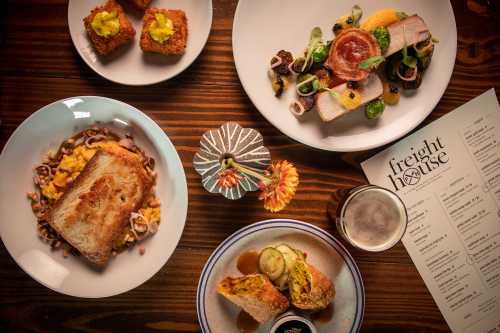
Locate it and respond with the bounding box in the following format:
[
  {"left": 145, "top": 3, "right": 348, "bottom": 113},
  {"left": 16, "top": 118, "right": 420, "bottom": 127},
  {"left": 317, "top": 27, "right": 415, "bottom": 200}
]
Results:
[{"left": 1, "top": 1, "right": 499, "bottom": 332}]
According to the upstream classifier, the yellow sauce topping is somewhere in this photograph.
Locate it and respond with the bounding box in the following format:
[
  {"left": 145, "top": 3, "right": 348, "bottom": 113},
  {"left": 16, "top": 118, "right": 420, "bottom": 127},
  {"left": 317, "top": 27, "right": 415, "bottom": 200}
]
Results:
[
  {"left": 339, "top": 89, "right": 362, "bottom": 110},
  {"left": 41, "top": 141, "right": 122, "bottom": 200},
  {"left": 91, "top": 10, "right": 120, "bottom": 38},
  {"left": 149, "top": 13, "right": 174, "bottom": 43},
  {"left": 139, "top": 207, "right": 161, "bottom": 224}
]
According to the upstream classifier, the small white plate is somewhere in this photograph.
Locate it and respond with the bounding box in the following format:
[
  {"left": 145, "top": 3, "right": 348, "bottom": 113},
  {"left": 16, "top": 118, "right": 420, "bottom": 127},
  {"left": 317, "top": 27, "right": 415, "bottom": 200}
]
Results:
[
  {"left": 233, "top": 0, "right": 457, "bottom": 151},
  {"left": 197, "top": 219, "right": 364, "bottom": 333},
  {"left": 0, "top": 96, "right": 188, "bottom": 298},
  {"left": 68, "top": 0, "right": 212, "bottom": 85}
]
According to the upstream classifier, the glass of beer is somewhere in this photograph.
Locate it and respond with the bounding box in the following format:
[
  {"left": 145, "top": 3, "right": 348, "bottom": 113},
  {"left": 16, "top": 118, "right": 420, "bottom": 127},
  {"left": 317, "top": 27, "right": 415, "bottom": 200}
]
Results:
[{"left": 334, "top": 185, "right": 408, "bottom": 252}]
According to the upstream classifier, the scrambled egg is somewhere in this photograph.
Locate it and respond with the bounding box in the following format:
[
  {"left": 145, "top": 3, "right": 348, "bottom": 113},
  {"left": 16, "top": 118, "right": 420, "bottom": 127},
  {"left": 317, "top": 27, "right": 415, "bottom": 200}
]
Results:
[
  {"left": 149, "top": 13, "right": 175, "bottom": 43},
  {"left": 91, "top": 10, "right": 120, "bottom": 37},
  {"left": 41, "top": 142, "right": 121, "bottom": 200},
  {"left": 290, "top": 259, "right": 312, "bottom": 303},
  {"left": 139, "top": 207, "right": 160, "bottom": 224},
  {"left": 225, "top": 276, "right": 264, "bottom": 296}
]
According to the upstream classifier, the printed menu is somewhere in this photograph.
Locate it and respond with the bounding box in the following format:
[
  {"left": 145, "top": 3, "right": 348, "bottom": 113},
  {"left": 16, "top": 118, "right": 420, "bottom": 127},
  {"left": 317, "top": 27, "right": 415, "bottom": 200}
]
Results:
[{"left": 361, "top": 89, "right": 500, "bottom": 333}]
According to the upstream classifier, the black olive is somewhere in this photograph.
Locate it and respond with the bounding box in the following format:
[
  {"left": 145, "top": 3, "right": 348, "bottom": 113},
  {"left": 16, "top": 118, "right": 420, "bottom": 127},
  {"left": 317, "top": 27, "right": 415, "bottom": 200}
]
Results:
[
  {"left": 272, "top": 50, "right": 294, "bottom": 75},
  {"left": 346, "top": 81, "right": 359, "bottom": 89},
  {"left": 298, "top": 95, "right": 315, "bottom": 112},
  {"left": 346, "top": 16, "right": 354, "bottom": 24},
  {"left": 402, "top": 72, "right": 423, "bottom": 90},
  {"left": 332, "top": 23, "right": 342, "bottom": 33},
  {"left": 274, "top": 76, "right": 284, "bottom": 97},
  {"left": 349, "top": 92, "right": 355, "bottom": 99},
  {"left": 292, "top": 58, "right": 305, "bottom": 73},
  {"left": 389, "top": 85, "right": 399, "bottom": 94}
]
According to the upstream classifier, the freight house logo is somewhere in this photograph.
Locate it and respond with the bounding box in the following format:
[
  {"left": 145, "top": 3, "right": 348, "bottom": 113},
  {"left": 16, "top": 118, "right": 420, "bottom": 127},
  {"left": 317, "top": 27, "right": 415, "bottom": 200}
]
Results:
[{"left": 387, "top": 137, "right": 449, "bottom": 191}]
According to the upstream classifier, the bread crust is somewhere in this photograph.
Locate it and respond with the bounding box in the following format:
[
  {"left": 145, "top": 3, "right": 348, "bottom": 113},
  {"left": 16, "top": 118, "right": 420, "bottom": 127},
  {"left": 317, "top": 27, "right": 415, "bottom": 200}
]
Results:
[
  {"left": 46, "top": 148, "right": 152, "bottom": 266},
  {"left": 83, "top": 0, "right": 136, "bottom": 55},
  {"left": 140, "top": 8, "right": 188, "bottom": 55},
  {"left": 217, "top": 274, "right": 289, "bottom": 323}
]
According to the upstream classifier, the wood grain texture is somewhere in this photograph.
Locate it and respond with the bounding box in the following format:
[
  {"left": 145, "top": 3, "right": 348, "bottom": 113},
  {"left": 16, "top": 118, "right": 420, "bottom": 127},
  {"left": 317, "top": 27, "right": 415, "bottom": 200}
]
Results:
[{"left": 1, "top": 0, "right": 499, "bottom": 332}]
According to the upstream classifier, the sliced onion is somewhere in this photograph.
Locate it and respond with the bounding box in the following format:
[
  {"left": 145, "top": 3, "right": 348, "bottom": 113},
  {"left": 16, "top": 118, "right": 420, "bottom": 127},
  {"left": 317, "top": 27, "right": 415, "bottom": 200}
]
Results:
[
  {"left": 35, "top": 164, "right": 53, "bottom": 177},
  {"left": 397, "top": 65, "right": 418, "bottom": 82},
  {"left": 129, "top": 212, "right": 150, "bottom": 240},
  {"left": 296, "top": 75, "right": 318, "bottom": 97},
  {"left": 270, "top": 55, "right": 283, "bottom": 69},
  {"left": 84, "top": 134, "right": 108, "bottom": 148},
  {"left": 413, "top": 39, "right": 434, "bottom": 57},
  {"left": 289, "top": 101, "right": 306, "bottom": 116}
]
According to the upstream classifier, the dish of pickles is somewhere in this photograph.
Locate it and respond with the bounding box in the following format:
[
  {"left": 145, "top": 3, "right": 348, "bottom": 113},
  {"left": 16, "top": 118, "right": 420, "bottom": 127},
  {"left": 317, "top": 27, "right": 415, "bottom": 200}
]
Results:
[{"left": 233, "top": 0, "right": 457, "bottom": 151}]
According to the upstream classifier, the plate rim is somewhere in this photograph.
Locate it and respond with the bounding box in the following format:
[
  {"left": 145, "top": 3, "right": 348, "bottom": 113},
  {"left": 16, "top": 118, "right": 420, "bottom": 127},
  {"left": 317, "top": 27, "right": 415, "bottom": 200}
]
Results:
[
  {"left": 0, "top": 95, "right": 189, "bottom": 298},
  {"left": 196, "top": 219, "right": 365, "bottom": 333},
  {"left": 232, "top": 0, "right": 457, "bottom": 152},
  {"left": 67, "top": 0, "right": 213, "bottom": 86}
]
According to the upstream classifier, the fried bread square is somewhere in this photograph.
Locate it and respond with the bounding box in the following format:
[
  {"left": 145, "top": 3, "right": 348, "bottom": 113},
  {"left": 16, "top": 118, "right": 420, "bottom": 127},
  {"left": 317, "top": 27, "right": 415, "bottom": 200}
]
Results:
[
  {"left": 140, "top": 8, "right": 188, "bottom": 55},
  {"left": 83, "top": 0, "right": 136, "bottom": 55}
]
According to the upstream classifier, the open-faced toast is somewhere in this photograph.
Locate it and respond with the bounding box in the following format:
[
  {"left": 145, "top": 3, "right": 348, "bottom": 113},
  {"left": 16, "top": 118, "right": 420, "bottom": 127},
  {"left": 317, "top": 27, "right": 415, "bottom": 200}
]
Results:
[{"left": 46, "top": 146, "right": 152, "bottom": 266}]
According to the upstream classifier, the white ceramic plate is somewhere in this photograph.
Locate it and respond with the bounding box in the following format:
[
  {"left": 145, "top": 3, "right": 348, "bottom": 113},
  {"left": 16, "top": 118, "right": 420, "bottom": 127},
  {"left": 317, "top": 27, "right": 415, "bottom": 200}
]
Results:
[
  {"left": 0, "top": 96, "right": 188, "bottom": 298},
  {"left": 68, "top": 0, "right": 212, "bottom": 85},
  {"left": 197, "top": 219, "right": 364, "bottom": 333},
  {"left": 233, "top": 0, "right": 457, "bottom": 151}
]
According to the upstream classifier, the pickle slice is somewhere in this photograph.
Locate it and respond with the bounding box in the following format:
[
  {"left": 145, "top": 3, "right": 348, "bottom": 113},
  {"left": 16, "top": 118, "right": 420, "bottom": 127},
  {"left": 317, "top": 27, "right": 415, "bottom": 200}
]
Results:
[
  {"left": 275, "top": 271, "right": 290, "bottom": 290},
  {"left": 258, "top": 247, "right": 286, "bottom": 281},
  {"left": 275, "top": 244, "right": 300, "bottom": 272}
]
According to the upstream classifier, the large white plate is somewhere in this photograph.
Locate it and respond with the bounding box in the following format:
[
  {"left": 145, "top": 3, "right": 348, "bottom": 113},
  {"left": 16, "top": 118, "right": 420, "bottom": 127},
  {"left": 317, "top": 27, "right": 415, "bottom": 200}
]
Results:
[
  {"left": 68, "top": 0, "right": 212, "bottom": 85},
  {"left": 0, "top": 96, "right": 188, "bottom": 298},
  {"left": 197, "top": 219, "right": 364, "bottom": 333},
  {"left": 233, "top": 0, "right": 456, "bottom": 151}
]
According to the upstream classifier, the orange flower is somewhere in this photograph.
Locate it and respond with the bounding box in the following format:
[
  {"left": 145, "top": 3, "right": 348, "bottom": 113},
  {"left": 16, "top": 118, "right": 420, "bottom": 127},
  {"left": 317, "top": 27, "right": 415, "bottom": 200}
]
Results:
[
  {"left": 217, "top": 169, "right": 243, "bottom": 189},
  {"left": 258, "top": 160, "right": 299, "bottom": 212}
]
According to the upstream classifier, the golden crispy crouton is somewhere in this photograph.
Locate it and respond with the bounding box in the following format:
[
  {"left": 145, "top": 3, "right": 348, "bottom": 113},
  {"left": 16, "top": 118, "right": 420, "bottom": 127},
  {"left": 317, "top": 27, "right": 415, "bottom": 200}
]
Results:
[
  {"left": 83, "top": 0, "right": 136, "bottom": 55},
  {"left": 140, "top": 8, "right": 188, "bottom": 56}
]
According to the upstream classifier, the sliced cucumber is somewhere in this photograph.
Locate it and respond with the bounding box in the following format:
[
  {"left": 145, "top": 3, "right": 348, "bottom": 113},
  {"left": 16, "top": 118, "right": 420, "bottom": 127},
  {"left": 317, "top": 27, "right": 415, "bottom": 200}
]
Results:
[
  {"left": 294, "top": 248, "right": 306, "bottom": 261},
  {"left": 275, "top": 271, "right": 289, "bottom": 290},
  {"left": 276, "top": 244, "right": 299, "bottom": 272},
  {"left": 258, "top": 247, "right": 286, "bottom": 281}
]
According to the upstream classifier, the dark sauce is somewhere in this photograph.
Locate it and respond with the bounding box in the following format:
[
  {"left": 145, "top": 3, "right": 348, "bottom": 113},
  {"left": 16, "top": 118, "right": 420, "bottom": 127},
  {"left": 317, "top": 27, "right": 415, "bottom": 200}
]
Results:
[
  {"left": 237, "top": 250, "right": 260, "bottom": 275},
  {"left": 311, "top": 303, "right": 335, "bottom": 324},
  {"left": 275, "top": 320, "right": 313, "bottom": 333},
  {"left": 236, "top": 310, "right": 259, "bottom": 333}
]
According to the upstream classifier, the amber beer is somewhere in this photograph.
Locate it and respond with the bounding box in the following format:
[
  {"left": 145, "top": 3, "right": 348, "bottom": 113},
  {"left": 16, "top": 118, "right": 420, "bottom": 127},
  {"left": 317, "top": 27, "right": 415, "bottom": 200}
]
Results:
[{"left": 336, "top": 185, "right": 408, "bottom": 252}]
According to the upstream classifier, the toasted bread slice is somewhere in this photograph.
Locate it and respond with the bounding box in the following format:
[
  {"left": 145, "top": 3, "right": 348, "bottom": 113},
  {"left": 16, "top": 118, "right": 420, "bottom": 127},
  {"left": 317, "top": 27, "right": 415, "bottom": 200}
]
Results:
[
  {"left": 140, "top": 8, "right": 188, "bottom": 55},
  {"left": 217, "top": 274, "right": 289, "bottom": 323},
  {"left": 289, "top": 259, "right": 335, "bottom": 310},
  {"left": 46, "top": 147, "right": 152, "bottom": 266}
]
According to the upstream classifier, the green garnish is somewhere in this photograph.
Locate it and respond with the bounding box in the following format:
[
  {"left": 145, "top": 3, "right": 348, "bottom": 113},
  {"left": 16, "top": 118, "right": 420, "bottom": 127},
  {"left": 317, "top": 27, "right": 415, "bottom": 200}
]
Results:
[
  {"left": 311, "top": 43, "right": 329, "bottom": 63},
  {"left": 365, "top": 99, "right": 385, "bottom": 119},
  {"left": 402, "top": 25, "right": 417, "bottom": 69},
  {"left": 373, "top": 26, "right": 390, "bottom": 53},
  {"left": 396, "top": 11, "right": 408, "bottom": 20},
  {"left": 302, "top": 27, "right": 323, "bottom": 72},
  {"left": 359, "top": 56, "right": 385, "bottom": 70},
  {"left": 296, "top": 74, "right": 319, "bottom": 95},
  {"left": 351, "top": 5, "right": 363, "bottom": 28}
]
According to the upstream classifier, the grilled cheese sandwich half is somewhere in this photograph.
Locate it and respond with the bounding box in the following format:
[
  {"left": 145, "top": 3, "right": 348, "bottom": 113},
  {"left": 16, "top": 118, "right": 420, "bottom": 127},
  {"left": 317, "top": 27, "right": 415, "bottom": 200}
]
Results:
[
  {"left": 217, "top": 274, "right": 289, "bottom": 323},
  {"left": 289, "top": 259, "right": 335, "bottom": 310},
  {"left": 46, "top": 146, "right": 153, "bottom": 266}
]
